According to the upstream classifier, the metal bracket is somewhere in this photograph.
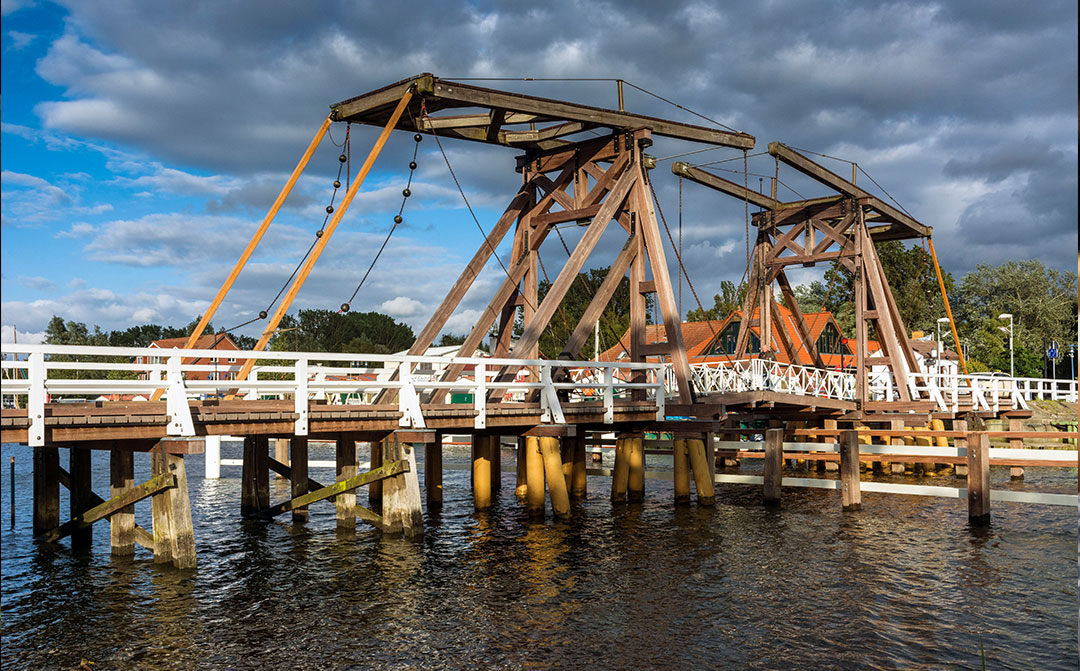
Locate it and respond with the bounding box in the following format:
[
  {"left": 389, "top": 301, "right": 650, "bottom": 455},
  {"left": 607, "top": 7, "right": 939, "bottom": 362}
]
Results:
[
  {"left": 165, "top": 355, "right": 195, "bottom": 437},
  {"left": 27, "top": 351, "right": 45, "bottom": 447}
]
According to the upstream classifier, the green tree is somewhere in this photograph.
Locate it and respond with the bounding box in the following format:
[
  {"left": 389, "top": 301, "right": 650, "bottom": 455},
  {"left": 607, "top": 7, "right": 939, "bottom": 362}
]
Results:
[
  {"left": 686, "top": 281, "right": 746, "bottom": 321},
  {"left": 268, "top": 309, "right": 415, "bottom": 354},
  {"left": 953, "top": 260, "right": 1077, "bottom": 376}
]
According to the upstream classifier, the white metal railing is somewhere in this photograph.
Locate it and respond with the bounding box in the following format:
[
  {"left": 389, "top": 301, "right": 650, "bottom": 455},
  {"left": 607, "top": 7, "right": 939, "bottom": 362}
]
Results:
[
  {"left": 686, "top": 359, "right": 856, "bottom": 401},
  {"left": 0, "top": 344, "right": 667, "bottom": 446}
]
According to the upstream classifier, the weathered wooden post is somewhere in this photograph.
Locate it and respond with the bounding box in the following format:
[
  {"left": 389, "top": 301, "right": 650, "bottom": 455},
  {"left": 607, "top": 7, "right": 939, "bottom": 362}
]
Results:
[
  {"left": 110, "top": 446, "right": 135, "bottom": 555},
  {"left": 611, "top": 435, "right": 630, "bottom": 502},
  {"left": 967, "top": 430, "right": 991, "bottom": 526},
  {"left": 335, "top": 436, "right": 357, "bottom": 529},
  {"left": 290, "top": 436, "right": 309, "bottom": 523},
  {"left": 822, "top": 419, "right": 839, "bottom": 472},
  {"left": 69, "top": 446, "right": 93, "bottom": 551},
  {"left": 515, "top": 436, "right": 528, "bottom": 499},
  {"left": 274, "top": 438, "right": 289, "bottom": 479},
  {"left": 241, "top": 436, "right": 269, "bottom": 517},
  {"left": 889, "top": 418, "right": 906, "bottom": 474},
  {"left": 953, "top": 419, "right": 968, "bottom": 477},
  {"left": 471, "top": 434, "right": 492, "bottom": 512},
  {"left": 382, "top": 437, "right": 424, "bottom": 537},
  {"left": 491, "top": 435, "right": 502, "bottom": 492},
  {"left": 369, "top": 440, "right": 384, "bottom": 509},
  {"left": 151, "top": 442, "right": 197, "bottom": 568},
  {"left": 673, "top": 438, "right": 691, "bottom": 504},
  {"left": 426, "top": 432, "right": 443, "bottom": 506},
  {"left": 627, "top": 436, "right": 645, "bottom": 502},
  {"left": 539, "top": 436, "right": 571, "bottom": 518},
  {"left": 1008, "top": 417, "right": 1025, "bottom": 479},
  {"left": 571, "top": 433, "right": 587, "bottom": 500},
  {"left": 525, "top": 436, "right": 545, "bottom": 517},
  {"left": 33, "top": 446, "right": 60, "bottom": 539},
  {"left": 763, "top": 428, "right": 783, "bottom": 506},
  {"left": 688, "top": 437, "right": 715, "bottom": 506},
  {"left": 840, "top": 430, "right": 862, "bottom": 511}
]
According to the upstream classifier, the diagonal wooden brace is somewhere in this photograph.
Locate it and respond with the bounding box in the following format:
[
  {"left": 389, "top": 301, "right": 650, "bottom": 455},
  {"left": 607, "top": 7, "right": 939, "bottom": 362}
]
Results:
[
  {"left": 38, "top": 472, "right": 176, "bottom": 544},
  {"left": 257, "top": 459, "right": 409, "bottom": 518}
]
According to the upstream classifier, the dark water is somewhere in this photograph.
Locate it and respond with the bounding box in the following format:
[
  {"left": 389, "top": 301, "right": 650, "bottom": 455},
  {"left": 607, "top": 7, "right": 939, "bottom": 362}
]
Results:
[{"left": 1, "top": 441, "right": 1076, "bottom": 671}]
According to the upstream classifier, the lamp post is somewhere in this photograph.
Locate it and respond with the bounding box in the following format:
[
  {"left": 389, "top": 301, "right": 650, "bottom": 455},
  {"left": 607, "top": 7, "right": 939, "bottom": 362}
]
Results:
[
  {"left": 936, "top": 317, "right": 950, "bottom": 378},
  {"left": 999, "top": 313, "right": 1014, "bottom": 377}
]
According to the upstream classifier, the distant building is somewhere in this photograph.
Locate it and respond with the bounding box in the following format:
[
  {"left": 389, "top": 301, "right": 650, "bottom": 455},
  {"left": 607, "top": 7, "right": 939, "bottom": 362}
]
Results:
[{"left": 136, "top": 334, "right": 241, "bottom": 381}]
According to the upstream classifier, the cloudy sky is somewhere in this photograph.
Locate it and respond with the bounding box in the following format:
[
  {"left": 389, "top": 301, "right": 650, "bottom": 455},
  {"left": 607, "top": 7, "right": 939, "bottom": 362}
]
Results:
[{"left": 2, "top": 0, "right": 1076, "bottom": 345}]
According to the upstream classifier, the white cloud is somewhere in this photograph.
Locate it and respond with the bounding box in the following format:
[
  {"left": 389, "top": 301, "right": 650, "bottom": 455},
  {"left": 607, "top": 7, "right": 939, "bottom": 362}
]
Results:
[
  {"left": 0, "top": 324, "right": 43, "bottom": 344},
  {"left": 7, "top": 29, "right": 35, "bottom": 49},
  {"left": 379, "top": 296, "right": 424, "bottom": 317},
  {"left": 17, "top": 275, "right": 57, "bottom": 291}
]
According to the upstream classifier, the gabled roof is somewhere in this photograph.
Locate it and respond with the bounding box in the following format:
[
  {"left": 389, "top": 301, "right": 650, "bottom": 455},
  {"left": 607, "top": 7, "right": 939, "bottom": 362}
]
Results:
[{"left": 149, "top": 334, "right": 239, "bottom": 350}]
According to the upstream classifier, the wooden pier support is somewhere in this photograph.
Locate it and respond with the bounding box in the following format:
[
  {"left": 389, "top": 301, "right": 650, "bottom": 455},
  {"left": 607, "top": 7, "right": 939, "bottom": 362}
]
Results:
[
  {"left": 611, "top": 435, "right": 630, "bottom": 502},
  {"left": 109, "top": 447, "right": 135, "bottom": 555},
  {"left": 241, "top": 436, "right": 269, "bottom": 517},
  {"left": 627, "top": 436, "right": 645, "bottom": 502},
  {"left": 335, "top": 437, "right": 357, "bottom": 529},
  {"left": 69, "top": 447, "right": 93, "bottom": 551},
  {"left": 967, "top": 431, "right": 991, "bottom": 526},
  {"left": 673, "top": 438, "right": 691, "bottom": 504},
  {"left": 571, "top": 433, "right": 587, "bottom": 500},
  {"left": 150, "top": 445, "right": 196, "bottom": 568},
  {"left": 515, "top": 437, "right": 528, "bottom": 499},
  {"left": 33, "top": 446, "right": 59, "bottom": 538},
  {"left": 1008, "top": 418, "right": 1025, "bottom": 479},
  {"left": 381, "top": 438, "right": 424, "bottom": 537},
  {"left": 525, "top": 436, "right": 545, "bottom": 517},
  {"left": 426, "top": 434, "right": 443, "bottom": 506},
  {"left": 687, "top": 438, "right": 715, "bottom": 506},
  {"left": 840, "top": 430, "right": 862, "bottom": 511},
  {"left": 763, "top": 428, "right": 783, "bottom": 506},
  {"left": 491, "top": 435, "right": 502, "bottom": 492},
  {"left": 953, "top": 419, "right": 968, "bottom": 477},
  {"left": 369, "top": 440, "right": 384, "bottom": 508},
  {"left": 290, "top": 437, "right": 309, "bottom": 523},
  {"left": 471, "top": 435, "right": 493, "bottom": 512},
  {"left": 539, "top": 436, "right": 570, "bottom": 518},
  {"left": 274, "top": 438, "right": 289, "bottom": 478}
]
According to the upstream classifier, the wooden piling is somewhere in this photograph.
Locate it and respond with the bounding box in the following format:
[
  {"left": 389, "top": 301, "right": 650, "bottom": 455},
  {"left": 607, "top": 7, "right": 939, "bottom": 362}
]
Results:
[
  {"left": 889, "top": 419, "right": 906, "bottom": 474},
  {"left": 471, "top": 435, "right": 492, "bottom": 512},
  {"left": 953, "top": 419, "right": 969, "bottom": 477},
  {"left": 109, "top": 447, "right": 135, "bottom": 555},
  {"left": 1008, "top": 417, "right": 1025, "bottom": 479},
  {"left": 627, "top": 436, "right": 645, "bottom": 502},
  {"left": 69, "top": 447, "right": 93, "bottom": 550},
  {"left": 673, "top": 438, "right": 691, "bottom": 504},
  {"left": 274, "top": 438, "right": 289, "bottom": 478},
  {"left": 32, "top": 446, "right": 59, "bottom": 538},
  {"left": 241, "top": 436, "right": 269, "bottom": 517},
  {"left": 515, "top": 437, "right": 528, "bottom": 499},
  {"left": 967, "top": 431, "right": 991, "bottom": 526},
  {"left": 382, "top": 438, "right": 424, "bottom": 537},
  {"left": 611, "top": 436, "right": 630, "bottom": 502},
  {"left": 840, "top": 430, "right": 861, "bottom": 511},
  {"left": 426, "top": 434, "right": 443, "bottom": 506},
  {"left": 150, "top": 447, "right": 175, "bottom": 565},
  {"left": 525, "top": 436, "right": 545, "bottom": 517},
  {"left": 335, "top": 436, "right": 357, "bottom": 529},
  {"left": 763, "top": 428, "right": 783, "bottom": 506},
  {"left": 539, "top": 436, "right": 570, "bottom": 518},
  {"left": 822, "top": 419, "right": 838, "bottom": 472},
  {"left": 571, "top": 433, "right": 587, "bottom": 500},
  {"left": 560, "top": 439, "right": 574, "bottom": 495},
  {"left": 687, "top": 438, "right": 715, "bottom": 506},
  {"left": 369, "top": 440, "right": 384, "bottom": 508},
  {"left": 290, "top": 436, "right": 309, "bottom": 523},
  {"left": 163, "top": 451, "right": 196, "bottom": 568},
  {"left": 491, "top": 435, "right": 502, "bottom": 492}
]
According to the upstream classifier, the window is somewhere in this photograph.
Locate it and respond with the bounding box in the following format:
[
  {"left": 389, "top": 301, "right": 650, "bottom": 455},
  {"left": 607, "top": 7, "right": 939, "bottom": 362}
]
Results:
[
  {"left": 703, "top": 321, "right": 759, "bottom": 356},
  {"left": 816, "top": 323, "right": 847, "bottom": 355}
]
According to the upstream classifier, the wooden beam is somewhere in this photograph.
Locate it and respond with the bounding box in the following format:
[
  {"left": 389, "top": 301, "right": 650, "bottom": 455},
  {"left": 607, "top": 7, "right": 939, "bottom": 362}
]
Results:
[
  {"left": 37, "top": 472, "right": 176, "bottom": 543},
  {"left": 560, "top": 235, "right": 638, "bottom": 359},
  {"left": 672, "top": 162, "right": 780, "bottom": 210},
  {"left": 260, "top": 460, "right": 408, "bottom": 518},
  {"left": 775, "top": 269, "right": 825, "bottom": 368},
  {"left": 54, "top": 465, "right": 154, "bottom": 551},
  {"left": 768, "top": 142, "right": 930, "bottom": 237}
]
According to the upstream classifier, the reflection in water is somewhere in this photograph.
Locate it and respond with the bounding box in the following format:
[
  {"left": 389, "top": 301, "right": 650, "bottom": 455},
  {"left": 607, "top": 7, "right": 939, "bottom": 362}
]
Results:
[{"left": 0, "top": 441, "right": 1076, "bottom": 670}]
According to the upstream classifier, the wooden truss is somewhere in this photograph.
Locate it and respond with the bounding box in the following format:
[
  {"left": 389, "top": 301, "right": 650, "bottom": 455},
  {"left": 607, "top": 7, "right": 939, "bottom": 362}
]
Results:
[{"left": 673, "top": 142, "right": 933, "bottom": 407}]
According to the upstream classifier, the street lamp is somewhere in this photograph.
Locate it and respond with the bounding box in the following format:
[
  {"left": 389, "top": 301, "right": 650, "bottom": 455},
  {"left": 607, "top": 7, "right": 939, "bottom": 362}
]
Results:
[{"left": 998, "top": 313, "right": 1014, "bottom": 377}]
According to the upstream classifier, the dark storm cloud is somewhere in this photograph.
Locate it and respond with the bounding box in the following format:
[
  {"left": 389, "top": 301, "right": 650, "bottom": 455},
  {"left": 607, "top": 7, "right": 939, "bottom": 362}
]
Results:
[{"left": 15, "top": 0, "right": 1078, "bottom": 322}]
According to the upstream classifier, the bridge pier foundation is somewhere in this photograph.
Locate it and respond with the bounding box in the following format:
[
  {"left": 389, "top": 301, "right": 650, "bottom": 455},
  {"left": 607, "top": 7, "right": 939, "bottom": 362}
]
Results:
[
  {"left": 426, "top": 433, "right": 443, "bottom": 506},
  {"left": 611, "top": 435, "right": 630, "bottom": 503},
  {"left": 32, "top": 446, "right": 59, "bottom": 538},
  {"left": 525, "top": 436, "right": 545, "bottom": 517},
  {"left": 335, "top": 437, "right": 357, "bottom": 530},
  {"left": 471, "top": 435, "right": 492, "bottom": 512}
]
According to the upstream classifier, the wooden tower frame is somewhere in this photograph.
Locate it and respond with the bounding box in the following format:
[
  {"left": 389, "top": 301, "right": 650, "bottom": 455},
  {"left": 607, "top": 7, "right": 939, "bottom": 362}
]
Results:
[
  {"left": 674, "top": 142, "right": 933, "bottom": 408},
  {"left": 330, "top": 74, "right": 756, "bottom": 405}
]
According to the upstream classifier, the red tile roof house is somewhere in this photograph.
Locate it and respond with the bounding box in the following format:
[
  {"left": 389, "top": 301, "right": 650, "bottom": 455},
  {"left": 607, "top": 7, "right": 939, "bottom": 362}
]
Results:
[{"left": 136, "top": 334, "right": 241, "bottom": 382}]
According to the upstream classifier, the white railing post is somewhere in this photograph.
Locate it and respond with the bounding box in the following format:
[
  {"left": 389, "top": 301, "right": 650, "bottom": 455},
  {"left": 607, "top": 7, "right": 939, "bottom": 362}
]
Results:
[
  {"left": 603, "top": 367, "right": 614, "bottom": 424},
  {"left": 165, "top": 355, "right": 195, "bottom": 437},
  {"left": 244, "top": 369, "right": 258, "bottom": 400},
  {"left": 539, "top": 363, "right": 565, "bottom": 424},
  {"left": 474, "top": 362, "right": 486, "bottom": 429},
  {"left": 205, "top": 435, "right": 222, "bottom": 479},
  {"left": 27, "top": 351, "right": 46, "bottom": 447},
  {"left": 398, "top": 360, "right": 425, "bottom": 428},
  {"left": 294, "top": 358, "right": 309, "bottom": 436}
]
